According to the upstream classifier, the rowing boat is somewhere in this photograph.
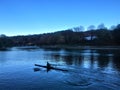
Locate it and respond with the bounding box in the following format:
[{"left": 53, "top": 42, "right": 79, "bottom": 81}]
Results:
[{"left": 35, "top": 64, "right": 68, "bottom": 72}]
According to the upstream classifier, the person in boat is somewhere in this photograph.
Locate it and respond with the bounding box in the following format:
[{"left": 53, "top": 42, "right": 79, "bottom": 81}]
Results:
[{"left": 47, "top": 62, "right": 51, "bottom": 69}]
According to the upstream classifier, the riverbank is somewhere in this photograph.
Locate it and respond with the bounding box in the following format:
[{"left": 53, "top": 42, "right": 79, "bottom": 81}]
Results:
[
  {"left": 0, "top": 47, "right": 8, "bottom": 50},
  {"left": 2, "top": 45, "right": 120, "bottom": 51},
  {"left": 39, "top": 45, "right": 120, "bottom": 50}
]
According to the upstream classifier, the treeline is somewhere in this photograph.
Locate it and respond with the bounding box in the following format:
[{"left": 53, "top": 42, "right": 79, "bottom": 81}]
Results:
[
  {"left": 0, "top": 34, "right": 13, "bottom": 49},
  {"left": 0, "top": 24, "right": 120, "bottom": 49}
]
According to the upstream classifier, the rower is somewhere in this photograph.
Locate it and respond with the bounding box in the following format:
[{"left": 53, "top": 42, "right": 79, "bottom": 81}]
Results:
[{"left": 47, "top": 62, "right": 51, "bottom": 69}]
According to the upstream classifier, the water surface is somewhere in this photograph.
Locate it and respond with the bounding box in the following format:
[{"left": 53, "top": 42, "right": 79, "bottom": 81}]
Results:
[{"left": 0, "top": 47, "right": 120, "bottom": 90}]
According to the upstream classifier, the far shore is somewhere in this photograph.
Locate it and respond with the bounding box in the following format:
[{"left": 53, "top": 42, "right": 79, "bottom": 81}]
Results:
[
  {"left": 39, "top": 45, "right": 120, "bottom": 50},
  {"left": 1, "top": 45, "right": 120, "bottom": 51}
]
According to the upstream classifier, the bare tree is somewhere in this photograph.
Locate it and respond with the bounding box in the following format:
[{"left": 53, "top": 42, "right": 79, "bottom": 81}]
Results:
[
  {"left": 87, "top": 25, "right": 96, "bottom": 30},
  {"left": 116, "top": 24, "right": 120, "bottom": 29},
  {"left": 0, "top": 34, "right": 7, "bottom": 38},
  {"left": 73, "top": 25, "right": 84, "bottom": 32},
  {"left": 109, "top": 25, "right": 116, "bottom": 30},
  {"left": 97, "top": 23, "right": 107, "bottom": 29}
]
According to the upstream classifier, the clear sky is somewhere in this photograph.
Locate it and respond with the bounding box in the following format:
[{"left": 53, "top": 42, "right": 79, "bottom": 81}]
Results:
[{"left": 0, "top": 0, "right": 120, "bottom": 36}]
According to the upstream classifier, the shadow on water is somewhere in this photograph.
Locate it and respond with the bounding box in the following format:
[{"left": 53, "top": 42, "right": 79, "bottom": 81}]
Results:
[
  {"left": 33, "top": 67, "right": 52, "bottom": 72},
  {"left": 33, "top": 68, "right": 41, "bottom": 72}
]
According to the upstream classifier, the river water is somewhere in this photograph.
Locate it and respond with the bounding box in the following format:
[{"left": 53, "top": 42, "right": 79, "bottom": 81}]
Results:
[{"left": 0, "top": 46, "right": 120, "bottom": 90}]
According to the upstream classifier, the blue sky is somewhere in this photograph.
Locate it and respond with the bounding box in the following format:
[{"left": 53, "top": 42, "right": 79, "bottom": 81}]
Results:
[{"left": 0, "top": 0, "right": 120, "bottom": 36}]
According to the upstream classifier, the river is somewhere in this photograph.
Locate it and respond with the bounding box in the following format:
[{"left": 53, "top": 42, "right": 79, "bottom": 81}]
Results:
[{"left": 0, "top": 46, "right": 120, "bottom": 90}]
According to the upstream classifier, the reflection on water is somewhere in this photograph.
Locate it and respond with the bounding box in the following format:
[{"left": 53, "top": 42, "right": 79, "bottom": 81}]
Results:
[
  {"left": 43, "top": 49, "right": 120, "bottom": 72},
  {"left": 41, "top": 48, "right": 120, "bottom": 89},
  {"left": 0, "top": 47, "right": 120, "bottom": 90}
]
